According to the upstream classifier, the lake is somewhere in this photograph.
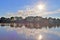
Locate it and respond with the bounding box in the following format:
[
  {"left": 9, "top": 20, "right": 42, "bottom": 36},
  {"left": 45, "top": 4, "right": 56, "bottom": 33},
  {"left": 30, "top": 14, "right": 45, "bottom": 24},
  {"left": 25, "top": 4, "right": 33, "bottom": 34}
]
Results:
[{"left": 0, "top": 23, "right": 60, "bottom": 40}]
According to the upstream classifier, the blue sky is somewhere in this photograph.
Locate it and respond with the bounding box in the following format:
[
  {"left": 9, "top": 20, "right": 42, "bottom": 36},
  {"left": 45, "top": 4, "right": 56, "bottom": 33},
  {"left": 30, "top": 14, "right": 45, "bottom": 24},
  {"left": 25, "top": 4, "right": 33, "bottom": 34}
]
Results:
[{"left": 0, "top": 0, "right": 60, "bottom": 18}]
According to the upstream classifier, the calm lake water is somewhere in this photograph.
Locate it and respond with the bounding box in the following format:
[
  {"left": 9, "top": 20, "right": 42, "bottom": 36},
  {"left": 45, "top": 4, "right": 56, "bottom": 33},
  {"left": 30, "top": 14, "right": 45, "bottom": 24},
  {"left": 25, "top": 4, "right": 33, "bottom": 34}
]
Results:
[{"left": 0, "top": 23, "right": 60, "bottom": 40}]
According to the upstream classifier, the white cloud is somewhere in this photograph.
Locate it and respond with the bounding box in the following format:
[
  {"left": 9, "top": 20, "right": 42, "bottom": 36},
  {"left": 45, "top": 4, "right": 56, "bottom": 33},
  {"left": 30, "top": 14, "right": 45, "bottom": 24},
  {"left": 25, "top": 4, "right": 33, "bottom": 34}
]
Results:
[{"left": 6, "top": 6, "right": 60, "bottom": 18}]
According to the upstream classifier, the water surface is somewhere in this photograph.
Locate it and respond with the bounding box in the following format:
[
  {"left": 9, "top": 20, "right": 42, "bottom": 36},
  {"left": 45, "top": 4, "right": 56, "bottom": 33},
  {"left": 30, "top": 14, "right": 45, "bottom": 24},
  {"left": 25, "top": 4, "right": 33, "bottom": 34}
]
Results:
[{"left": 0, "top": 23, "right": 60, "bottom": 40}]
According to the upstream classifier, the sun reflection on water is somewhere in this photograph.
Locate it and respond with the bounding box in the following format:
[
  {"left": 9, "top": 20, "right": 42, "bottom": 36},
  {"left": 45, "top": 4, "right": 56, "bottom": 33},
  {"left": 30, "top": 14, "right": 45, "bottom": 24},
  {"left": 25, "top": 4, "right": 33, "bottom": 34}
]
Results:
[{"left": 38, "top": 35, "right": 43, "bottom": 40}]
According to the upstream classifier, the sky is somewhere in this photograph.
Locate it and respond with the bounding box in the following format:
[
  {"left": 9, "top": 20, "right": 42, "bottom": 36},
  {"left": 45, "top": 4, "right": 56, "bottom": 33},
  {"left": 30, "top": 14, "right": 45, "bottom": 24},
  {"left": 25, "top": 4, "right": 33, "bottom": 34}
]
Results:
[{"left": 0, "top": 0, "right": 60, "bottom": 18}]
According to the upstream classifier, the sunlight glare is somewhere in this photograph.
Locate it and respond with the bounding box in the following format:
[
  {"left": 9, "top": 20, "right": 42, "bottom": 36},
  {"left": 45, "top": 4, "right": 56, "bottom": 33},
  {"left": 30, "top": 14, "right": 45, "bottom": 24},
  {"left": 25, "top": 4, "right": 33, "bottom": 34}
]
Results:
[
  {"left": 37, "top": 4, "right": 45, "bottom": 11},
  {"left": 38, "top": 35, "right": 43, "bottom": 40}
]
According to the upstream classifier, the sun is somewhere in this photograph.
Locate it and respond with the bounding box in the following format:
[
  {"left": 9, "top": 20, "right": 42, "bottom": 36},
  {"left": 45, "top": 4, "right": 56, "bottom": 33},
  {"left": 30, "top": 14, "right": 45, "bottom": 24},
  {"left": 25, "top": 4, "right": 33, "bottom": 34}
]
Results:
[{"left": 37, "top": 4, "right": 45, "bottom": 11}]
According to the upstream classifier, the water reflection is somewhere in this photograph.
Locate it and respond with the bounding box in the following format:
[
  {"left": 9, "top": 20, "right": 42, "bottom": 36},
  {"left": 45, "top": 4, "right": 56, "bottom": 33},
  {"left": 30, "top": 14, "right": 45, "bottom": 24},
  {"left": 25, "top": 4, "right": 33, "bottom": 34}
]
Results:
[
  {"left": 0, "top": 23, "right": 60, "bottom": 29},
  {"left": 0, "top": 23, "right": 60, "bottom": 40},
  {"left": 38, "top": 35, "right": 43, "bottom": 40},
  {"left": 10, "top": 23, "right": 22, "bottom": 28}
]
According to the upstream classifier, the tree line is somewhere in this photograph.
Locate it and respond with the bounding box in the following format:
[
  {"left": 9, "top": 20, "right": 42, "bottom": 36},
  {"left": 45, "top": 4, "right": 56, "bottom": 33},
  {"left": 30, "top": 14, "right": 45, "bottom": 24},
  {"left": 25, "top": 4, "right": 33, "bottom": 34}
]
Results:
[{"left": 0, "top": 16, "right": 60, "bottom": 26}]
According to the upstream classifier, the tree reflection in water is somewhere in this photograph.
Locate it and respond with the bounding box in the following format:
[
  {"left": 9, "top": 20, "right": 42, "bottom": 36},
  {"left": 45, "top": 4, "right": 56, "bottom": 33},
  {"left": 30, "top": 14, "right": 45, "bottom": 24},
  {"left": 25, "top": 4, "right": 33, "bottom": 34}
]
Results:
[{"left": 0, "top": 23, "right": 60, "bottom": 29}]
